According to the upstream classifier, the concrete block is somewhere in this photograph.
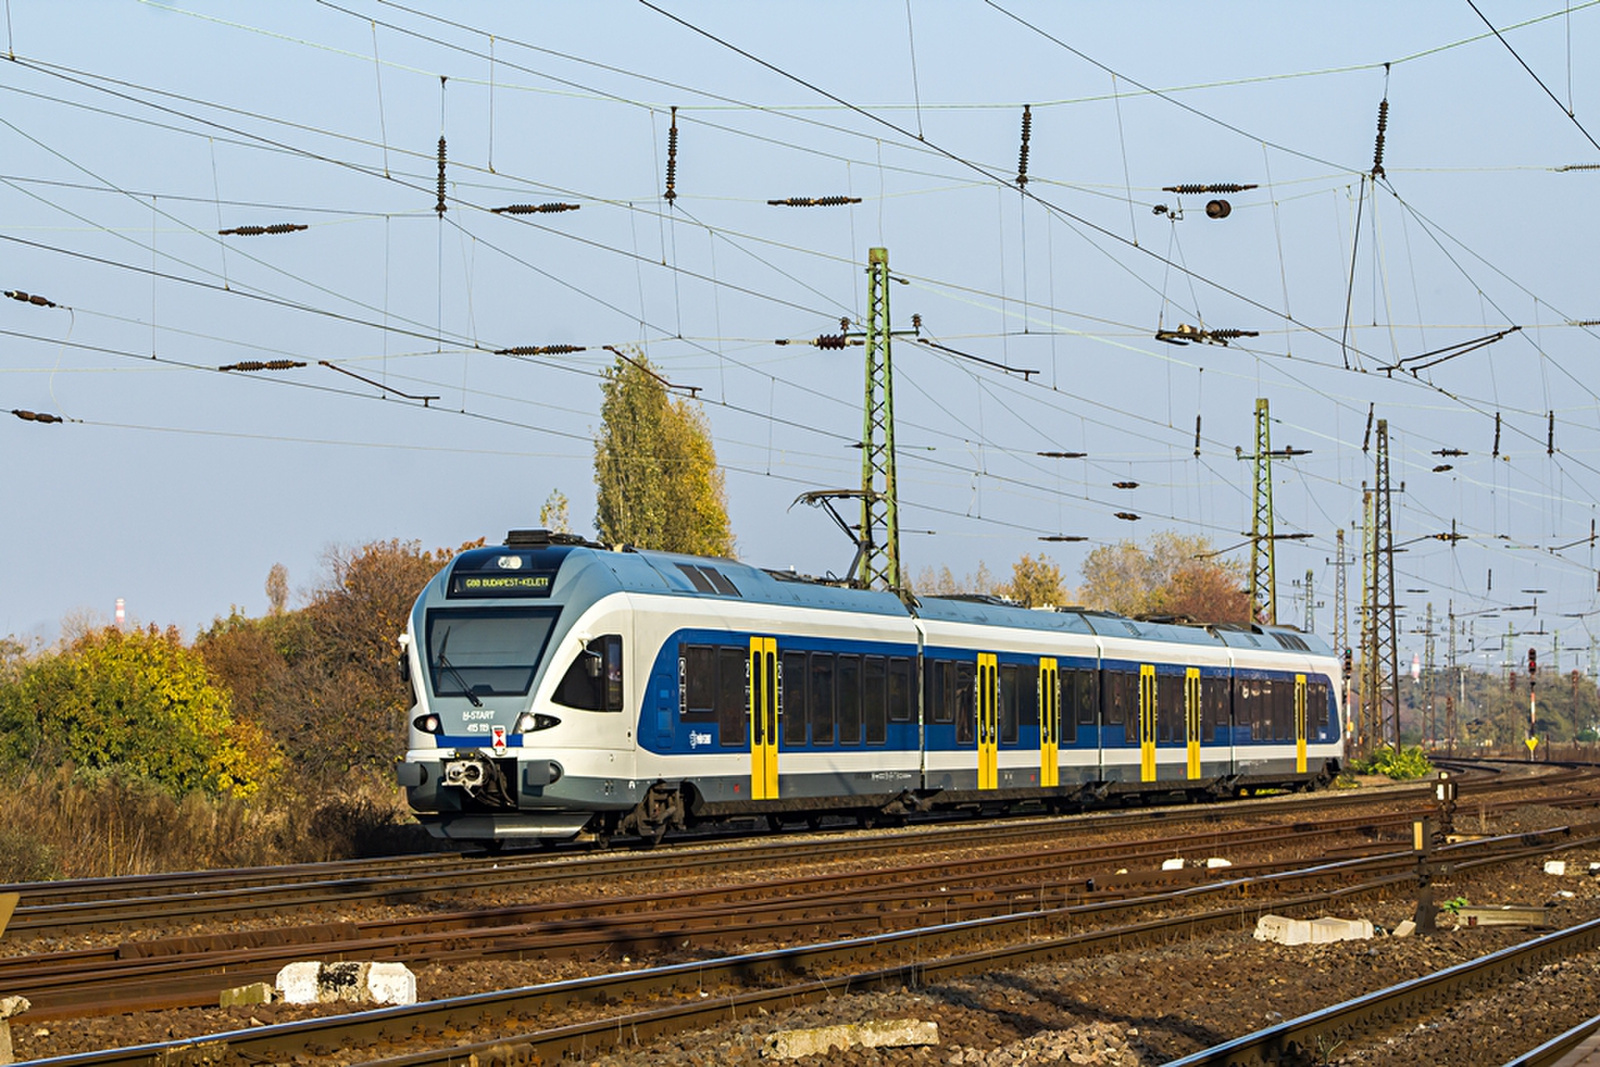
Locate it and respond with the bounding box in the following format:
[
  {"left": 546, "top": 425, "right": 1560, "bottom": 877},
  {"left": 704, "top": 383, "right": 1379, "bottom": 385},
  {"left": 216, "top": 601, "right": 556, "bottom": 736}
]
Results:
[
  {"left": 1253, "top": 915, "right": 1311, "bottom": 945},
  {"left": 0, "top": 999, "right": 27, "bottom": 1021},
  {"left": 1545, "top": 860, "right": 1567, "bottom": 876},
  {"left": 1392, "top": 919, "right": 1416, "bottom": 938},
  {"left": 1457, "top": 905, "right": 1552, "bottom": 928},
  {"left": 276, "top": 961, "right": 418, "bottom": 1006},
  {"left": 1310, "top": 917, "right": 1374, "bottom": 943},
  {"left": 761, "top": 1019, "right": 939, "bottom": 1059},
  {"left": 365, "top": 962, "right": 417, "bottom": 1006},
  {"left": 220, "top": 982, "right": 274, "bottom": 1008},
  {"left": 1206, "top": 858, "right": 1233, "bottom": 869},
  {"left": 1160, "top": 858, "right": 1184, "bottom": 871}
]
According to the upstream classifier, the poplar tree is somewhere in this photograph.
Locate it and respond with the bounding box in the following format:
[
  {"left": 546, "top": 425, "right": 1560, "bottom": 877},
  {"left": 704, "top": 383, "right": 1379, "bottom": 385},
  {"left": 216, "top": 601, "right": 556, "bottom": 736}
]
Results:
[{"left": 593, "top": 349, "right": 734, "bottom": 557}]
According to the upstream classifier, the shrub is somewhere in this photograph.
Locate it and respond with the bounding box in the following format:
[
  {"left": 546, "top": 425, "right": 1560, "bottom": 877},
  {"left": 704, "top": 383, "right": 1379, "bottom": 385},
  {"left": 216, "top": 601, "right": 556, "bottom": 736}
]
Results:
[
  {"left": 0, "top": 625, "right": 280, "bottom": 797},
  {"left": 1350, "top": 744, "right": 1433, "bottom": 780}
]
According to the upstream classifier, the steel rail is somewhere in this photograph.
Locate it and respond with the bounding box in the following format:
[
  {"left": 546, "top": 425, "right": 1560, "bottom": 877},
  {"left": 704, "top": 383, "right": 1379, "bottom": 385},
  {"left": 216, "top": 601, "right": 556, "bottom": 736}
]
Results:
[
  {"left": 17, "top": 827, "right": 1596, "bottom": 1066},
  {"left": 8, "top": 785, "right": 1459, "bottom": 934},
  {"left": 1503, "top": 1012, "right": 1600, "bottom": 1066},
  {"left": 7, "top": 762, "right": 1568, "bottom": 924},
  {"left": 3, "top": 813, "right": 1436, "bottom": 1019},
  {"left": 1166, "top": 915, "right": 1600, "bottom": 1066}
]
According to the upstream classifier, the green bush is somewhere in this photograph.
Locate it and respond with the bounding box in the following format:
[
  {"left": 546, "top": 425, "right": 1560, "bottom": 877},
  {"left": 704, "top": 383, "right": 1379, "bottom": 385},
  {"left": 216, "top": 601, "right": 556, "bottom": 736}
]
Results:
[{"left": 1350, "top": 744, "right": 1434, "bottom": 780}]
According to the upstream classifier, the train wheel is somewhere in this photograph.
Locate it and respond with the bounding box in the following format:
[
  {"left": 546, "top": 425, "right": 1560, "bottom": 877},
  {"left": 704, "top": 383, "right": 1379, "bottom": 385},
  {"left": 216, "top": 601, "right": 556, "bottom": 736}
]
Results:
[
  {"left": 805, "top": 814, "right": 823, "bottom": 831},
  {"left": 766, "top": 814, "right": 785, "bottom": 833}
]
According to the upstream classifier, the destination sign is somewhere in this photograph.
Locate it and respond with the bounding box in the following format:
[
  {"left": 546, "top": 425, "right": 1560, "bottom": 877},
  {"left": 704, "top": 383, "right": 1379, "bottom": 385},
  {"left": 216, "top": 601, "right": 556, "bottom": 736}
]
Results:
[{"left": 451, "top": 573, "right": 553, "bottom": 597}]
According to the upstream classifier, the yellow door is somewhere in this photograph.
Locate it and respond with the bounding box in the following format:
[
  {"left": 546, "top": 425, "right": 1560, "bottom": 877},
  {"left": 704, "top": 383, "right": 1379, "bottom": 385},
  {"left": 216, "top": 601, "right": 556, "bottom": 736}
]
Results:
[
  {"left": 1139, "top": 664, "right": 1157, "bottom": 782},
  {"left": 1186, "top": 667, "right": 1202, "bottom": 779},
  {"left": 1294, "top": 673, "right": 1307, "bottom": 774},
  {"left": 978, "top": 653, "right": 998, "bottom": 790},
  {"left": 748, "top": 637, "right": 778, "bottom": 800},
  {"left": 1040, "top": 658, "right": 1060, "bottom": 787}
]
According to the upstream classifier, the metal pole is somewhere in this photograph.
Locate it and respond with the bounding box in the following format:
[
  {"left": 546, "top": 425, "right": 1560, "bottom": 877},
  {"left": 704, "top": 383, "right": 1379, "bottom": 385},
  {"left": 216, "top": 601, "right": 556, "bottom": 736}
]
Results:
[{"left": 858, "top": 247, "right": 901, "bottom": 592}]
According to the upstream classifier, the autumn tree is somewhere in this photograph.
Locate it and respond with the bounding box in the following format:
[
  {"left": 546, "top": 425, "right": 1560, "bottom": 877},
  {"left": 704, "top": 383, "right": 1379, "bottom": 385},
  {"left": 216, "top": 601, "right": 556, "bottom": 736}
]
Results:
[
  {"left": 997, "top": 554, "right": 1066, "bottom": 608},
  {"left": 0, "top": 625, "right": 280, "bottom": 797},
  {"left": 1078, "top": 531, "right": 1249, "bottom": 622},
  {"left": 200, "top": 537, "right": 483, "bottom": 780},
  {"left": 265, "top": 563, "right": 289, "bottom": 615},
  {"left": 593, "top": 349, "right": 734, "bottom": 557},
  {"left": 912, "top": 561, "right": 998, "bottom": 597},
  {"left": 539, "top": 489, "right": 572, "bottom": 534}
]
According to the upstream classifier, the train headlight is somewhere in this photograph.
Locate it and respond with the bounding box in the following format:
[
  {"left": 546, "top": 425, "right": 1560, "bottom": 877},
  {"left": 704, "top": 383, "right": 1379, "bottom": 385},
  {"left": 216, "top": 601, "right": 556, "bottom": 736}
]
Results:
[
  {"left": 413, "top": 713, "right": 442, "bottom": 734},
  {"left": 515, "top": 712, "right": 560, "bottom": 733}
]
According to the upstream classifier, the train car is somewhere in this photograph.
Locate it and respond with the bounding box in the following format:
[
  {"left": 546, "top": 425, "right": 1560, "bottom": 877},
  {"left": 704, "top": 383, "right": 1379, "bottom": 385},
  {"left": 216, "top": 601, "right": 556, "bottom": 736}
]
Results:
[{"left": 397, "top": 530, "right": 1345, "bottom": 846}]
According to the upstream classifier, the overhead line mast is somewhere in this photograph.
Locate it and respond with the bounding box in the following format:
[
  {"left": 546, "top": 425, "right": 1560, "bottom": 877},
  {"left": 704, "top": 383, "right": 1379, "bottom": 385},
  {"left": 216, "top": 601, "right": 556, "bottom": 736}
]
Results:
[{"left": 859, "top": 247, "right": 901, "bottom": 593}]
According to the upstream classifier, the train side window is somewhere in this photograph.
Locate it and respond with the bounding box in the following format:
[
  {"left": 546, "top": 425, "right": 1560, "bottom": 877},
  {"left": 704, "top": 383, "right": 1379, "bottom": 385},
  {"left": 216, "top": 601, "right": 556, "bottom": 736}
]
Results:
[
  {"left": 1103, "top": 670, "right": 1128, "bottom": 726},
  {"left": 1251, "top": 678, "right": 1271, "bottom": 741},
  {"left": 554, "top": 635, "right": 623, "bottom": 712},
  {"left": 888, "top": 657, "right": 913, "bottom": 723},
  {"left": 782, "top": 651, "right": 808, "bottom": 746},
  {"left": 681, "top": 644, "right": 717, "bottom": 722},
  {"left": 1018, "top": 663, "right": 1039, "bottom": 733},
  {"left": 1059, "top": 668, "right": 1078, "bottom": 744},
  {"left": 1000, "top": 664, "right": 1019, "bottom": 745},
  {"left": 838, "top": 654, "right": 862, "bottom": 745},
  {"left": 1278, "top": 678, "right": 1295, "bottom": 740},
  {"left": 1157, "top": 673, "right": 1184, "bottom": 743},
  {"left": 1074, "top": 669, "right": 1098, "bottom": 727},
  {"left": 1201, "top": 676, "right": 1229, "bottom": 742},
  {"left": 924, "top": 660, "right": 946, "bottom": 724},
  {"left": 809, "top": 653, "right": 835, "bottom": 746},
  {"left": 717, "top": 647, "right": 747, "bottom": 747},
  {"left": 864, "top": 655, "right": 887, "bottom": 744},
  {"left": 955, "top": 661, "right": 975, "bottom": 745}
]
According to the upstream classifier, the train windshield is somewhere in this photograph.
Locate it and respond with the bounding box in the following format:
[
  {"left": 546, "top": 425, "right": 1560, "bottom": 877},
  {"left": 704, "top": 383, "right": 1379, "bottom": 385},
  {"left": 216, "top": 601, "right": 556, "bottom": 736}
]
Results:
[{"left": 425, "top": 607, "right": 560, "bottom": 700}]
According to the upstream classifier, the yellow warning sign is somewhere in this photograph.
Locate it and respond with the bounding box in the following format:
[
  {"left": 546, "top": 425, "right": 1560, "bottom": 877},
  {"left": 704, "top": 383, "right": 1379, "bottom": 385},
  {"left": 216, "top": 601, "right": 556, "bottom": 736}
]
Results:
[{"left": 1525, "top": 737, "right": 1539, "bottom": 753}]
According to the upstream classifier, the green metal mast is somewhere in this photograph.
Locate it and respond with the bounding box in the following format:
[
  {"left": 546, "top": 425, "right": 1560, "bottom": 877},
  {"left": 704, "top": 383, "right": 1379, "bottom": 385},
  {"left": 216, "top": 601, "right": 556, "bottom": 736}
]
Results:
[
  {"left": 1249, "top": 398, "right": 1277, "bottom": 625},
  {"left": 858, "top": 247, "right": 901, "bottom": 591}
]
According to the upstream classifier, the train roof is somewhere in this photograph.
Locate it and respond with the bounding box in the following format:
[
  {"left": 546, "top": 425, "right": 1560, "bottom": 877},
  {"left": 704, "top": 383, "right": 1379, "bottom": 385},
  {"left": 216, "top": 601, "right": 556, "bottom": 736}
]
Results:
[{"left": 438, "top": 531, "right": 1334, "bottom": 657}]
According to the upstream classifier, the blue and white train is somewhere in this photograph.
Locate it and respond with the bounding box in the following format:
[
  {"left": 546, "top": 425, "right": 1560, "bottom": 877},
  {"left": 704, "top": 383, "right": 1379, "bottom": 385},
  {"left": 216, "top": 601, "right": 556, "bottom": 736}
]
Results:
[{"left": 397, "top": 530, "right": 1346, "bottom": 846}]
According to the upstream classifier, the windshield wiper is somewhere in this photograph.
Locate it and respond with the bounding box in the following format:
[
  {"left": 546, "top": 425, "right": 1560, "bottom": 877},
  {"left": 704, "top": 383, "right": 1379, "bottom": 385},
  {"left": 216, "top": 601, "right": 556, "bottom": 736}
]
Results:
[{"left": 435, "top": 629, "right": 483, "bottom": 707}]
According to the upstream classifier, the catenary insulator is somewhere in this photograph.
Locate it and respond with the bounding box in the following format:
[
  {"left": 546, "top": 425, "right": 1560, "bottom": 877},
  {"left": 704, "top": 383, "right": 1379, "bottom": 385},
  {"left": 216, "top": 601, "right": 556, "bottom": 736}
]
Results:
[
  {"left": 495, "top": 344, "right": 586, "bottom": 356},
  {"left": 4, "top": 289, "right": 56, "bottom": 308},
  {"left": 1209, "top": 329, "right": 1259, "bottom": 341},
  {"left": 436, "top": 137, "right": 448, "bottom": 215},
  {"left": 11, "top": 409, "right": 62, "bottom": 423},
  {"left": 219, "top": 360, "right": 306, "bottom": 371},
  {"left": 814, "top": 334, "right": 848, "bottom": 350},
  {"left": 1114, "top": 512, "right": 1141, "bottom": 521},
  {"left": 1113, "top": 481, "right": 1139, "bottom": 489},
  {"left": 664, "top": 106, "right": 679, "bottom": 203},
  {"left": 218, "top": 223, "right": 307, "bottom": 236},
  {"left": 1372, "top": 99, "right": 1389, "bottom": 179},
  {"left": 766, "top": 196, "right": 862, "bottom": 207},
  {"left": 1161, "top": 183, "right": 1258, "bottom": 194},
  {"left": 1016, "top": 104, "right": 1032, "bottom": 188},
  {"left": 491, "top": 203, "right": 581, "bottom": 214},
  {"left": 1205, "top": 199, "right": 1231, "bottom": 219}
]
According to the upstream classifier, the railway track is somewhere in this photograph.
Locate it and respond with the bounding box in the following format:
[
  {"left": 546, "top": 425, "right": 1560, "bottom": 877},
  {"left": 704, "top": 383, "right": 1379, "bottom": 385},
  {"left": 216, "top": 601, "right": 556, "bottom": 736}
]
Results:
[
  {"left": 8, "top": 763, "right": 1578, "bottom": 939},
  {"left": 0, "top": 808, "right": 1473, "bottom": 1019},
  {"left": 1167, "top": 913, "right": 1600, "bottom": 1065},
  {"left": 18, "top": 819, "right": 1600, "bottom": 1066}
]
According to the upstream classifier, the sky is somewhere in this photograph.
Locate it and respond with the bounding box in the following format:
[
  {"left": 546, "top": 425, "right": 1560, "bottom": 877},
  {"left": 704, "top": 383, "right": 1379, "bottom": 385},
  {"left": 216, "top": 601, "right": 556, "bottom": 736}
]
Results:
[{"left": 2, "top": 1, "right": 1599, "bottom": 678}]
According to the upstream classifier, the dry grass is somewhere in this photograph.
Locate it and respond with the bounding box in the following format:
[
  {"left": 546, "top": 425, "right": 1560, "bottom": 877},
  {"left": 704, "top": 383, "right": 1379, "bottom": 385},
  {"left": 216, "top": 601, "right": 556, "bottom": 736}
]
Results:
[{"left": 0, "top": 766, "right": 442, "bottom": 882}]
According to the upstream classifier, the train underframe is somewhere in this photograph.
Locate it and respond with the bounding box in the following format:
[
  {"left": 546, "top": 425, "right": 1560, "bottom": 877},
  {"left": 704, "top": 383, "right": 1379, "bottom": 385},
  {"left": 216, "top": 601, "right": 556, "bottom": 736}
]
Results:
[{"left": 404, "top": 752, "right": 1341, "bottom": 848}]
